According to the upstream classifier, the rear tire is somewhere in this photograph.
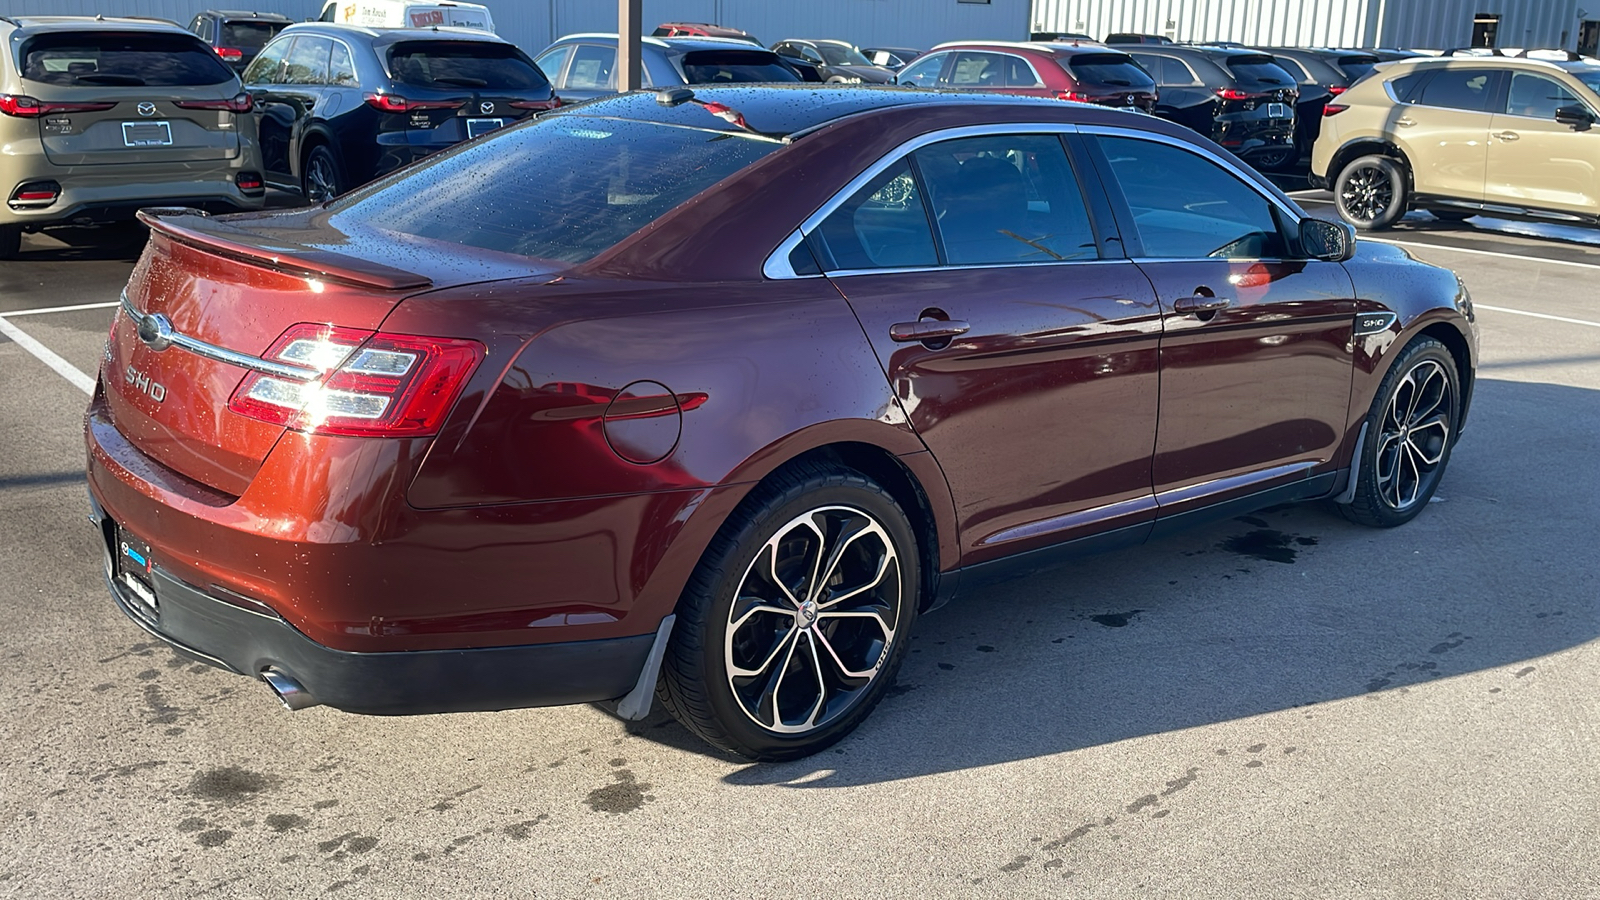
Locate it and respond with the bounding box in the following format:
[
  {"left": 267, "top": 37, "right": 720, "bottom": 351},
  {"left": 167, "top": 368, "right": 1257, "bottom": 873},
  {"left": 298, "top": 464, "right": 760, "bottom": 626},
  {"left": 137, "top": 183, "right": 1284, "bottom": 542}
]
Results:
[
  {"left": 1335, "top": 154, "right": 1408, "bottom": 231},
  {"left": 0, "top": 225, "right": 20, "bottom": 260},
  {"left": 302, "top": 145, "right": 344, "bottom": 203},
  {"left": 658, "top": 461, "right": 920, "bottom": 761},
  {"left": 1252, "top": 147, "right": 1296, "bottom": 172},
  {"left": 1337, "top": 336, "right": 1460, "bottom": 528}
]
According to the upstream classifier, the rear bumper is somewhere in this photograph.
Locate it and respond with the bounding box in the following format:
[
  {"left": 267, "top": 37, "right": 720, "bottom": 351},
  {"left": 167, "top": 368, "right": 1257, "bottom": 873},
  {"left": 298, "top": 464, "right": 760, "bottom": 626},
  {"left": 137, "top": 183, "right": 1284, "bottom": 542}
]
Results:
[
  {"left": 90, "top": 492, "right": 653, "bottom": 715},
  {"left": 2, "top": 176, "right": 265, "bottom": 228}
]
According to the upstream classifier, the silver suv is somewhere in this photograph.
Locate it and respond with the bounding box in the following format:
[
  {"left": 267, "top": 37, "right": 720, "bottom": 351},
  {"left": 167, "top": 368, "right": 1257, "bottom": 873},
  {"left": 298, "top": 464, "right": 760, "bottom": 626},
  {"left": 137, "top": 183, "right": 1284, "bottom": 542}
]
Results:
[{"left": 0, "top": 16, "right": 266, "bottom": 258}]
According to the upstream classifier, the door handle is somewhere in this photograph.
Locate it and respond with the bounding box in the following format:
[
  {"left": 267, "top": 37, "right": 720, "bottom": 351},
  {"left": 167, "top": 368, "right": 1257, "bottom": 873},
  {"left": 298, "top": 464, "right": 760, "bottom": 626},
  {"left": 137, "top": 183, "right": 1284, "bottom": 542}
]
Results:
[
  {"left": 1172, "top": 294, "right": 1231, "bottom": 315},
  {"left": 1395, "top": 116, "right": 1416, "bottom": 127},
  {"left": 889, "top": 320, "right": 971, "bottom": 343},
  {"left": 1493, "top": 130, "right": 1520, "bottom": 142}
]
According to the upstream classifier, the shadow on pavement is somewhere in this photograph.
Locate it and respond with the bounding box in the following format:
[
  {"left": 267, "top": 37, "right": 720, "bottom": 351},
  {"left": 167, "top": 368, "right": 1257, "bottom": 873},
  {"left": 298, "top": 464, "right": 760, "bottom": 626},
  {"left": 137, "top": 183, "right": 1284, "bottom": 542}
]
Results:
[{"left": 620, "top": 379, "right": 1599, "bottom": 784}]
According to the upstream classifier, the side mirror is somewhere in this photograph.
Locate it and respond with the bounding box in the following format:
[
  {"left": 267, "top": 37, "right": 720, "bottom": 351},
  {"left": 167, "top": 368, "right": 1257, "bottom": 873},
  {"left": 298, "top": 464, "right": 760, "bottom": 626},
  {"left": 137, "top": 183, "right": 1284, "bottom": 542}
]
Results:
[
  {"left": 1300, "top": 217, "right": 1356, "bottom": 262},
  {"left": 1555, "top": 103, "right": 1594, "bottom": 131}
]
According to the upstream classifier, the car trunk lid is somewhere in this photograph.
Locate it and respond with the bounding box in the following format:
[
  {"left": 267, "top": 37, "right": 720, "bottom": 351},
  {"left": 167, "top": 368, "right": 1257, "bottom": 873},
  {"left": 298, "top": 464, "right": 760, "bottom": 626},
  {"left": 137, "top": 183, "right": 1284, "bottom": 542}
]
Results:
[{"left": 102, "top": 207, "right": 545, "bottom": 496}]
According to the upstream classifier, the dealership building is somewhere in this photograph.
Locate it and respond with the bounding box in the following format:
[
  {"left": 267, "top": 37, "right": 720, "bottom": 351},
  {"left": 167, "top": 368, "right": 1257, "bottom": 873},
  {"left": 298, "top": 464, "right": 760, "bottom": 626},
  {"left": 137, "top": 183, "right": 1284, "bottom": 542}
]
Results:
[{"left": 6, "top": 0, "right": 1597, "bottom": 58}]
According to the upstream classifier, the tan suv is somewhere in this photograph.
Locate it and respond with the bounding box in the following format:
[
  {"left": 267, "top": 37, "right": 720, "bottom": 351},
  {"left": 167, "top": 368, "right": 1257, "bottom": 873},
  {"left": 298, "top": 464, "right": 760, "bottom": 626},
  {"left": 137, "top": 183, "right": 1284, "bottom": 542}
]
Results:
[
  {"left": 1311, "top": 53, "right": 1600, "bottom": 230},
  {"left": 0, "top": 16, "right": 266, "bottom": 258}
]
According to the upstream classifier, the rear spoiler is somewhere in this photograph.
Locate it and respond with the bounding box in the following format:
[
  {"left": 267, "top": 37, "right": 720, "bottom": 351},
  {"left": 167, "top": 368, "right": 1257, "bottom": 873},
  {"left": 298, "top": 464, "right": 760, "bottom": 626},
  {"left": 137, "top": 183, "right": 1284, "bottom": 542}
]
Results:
[{"left": 136, "top": 208, "right": 433, "bottom": 292}]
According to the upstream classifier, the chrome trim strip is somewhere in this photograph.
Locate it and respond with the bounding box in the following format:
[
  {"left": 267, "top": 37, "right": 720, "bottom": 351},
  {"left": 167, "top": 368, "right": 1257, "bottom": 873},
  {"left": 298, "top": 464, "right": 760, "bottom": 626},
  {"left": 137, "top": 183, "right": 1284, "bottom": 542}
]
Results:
[
  {"left": 826, "top": 257, "right": 1127, "bottom": 278},
  {"left": 1155, "top": 460, "right": 1319, "bottom": 508},
  {"left": 120, "top": 291, "right": 319, "bottom": 382},
  {"left": 978, "top": 494, "right": 1158, "bottom": 547}
]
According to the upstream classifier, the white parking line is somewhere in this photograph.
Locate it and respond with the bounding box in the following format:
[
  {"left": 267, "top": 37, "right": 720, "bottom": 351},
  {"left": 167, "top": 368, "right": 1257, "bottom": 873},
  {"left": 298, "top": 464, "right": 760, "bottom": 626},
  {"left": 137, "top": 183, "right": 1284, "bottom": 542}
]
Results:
[
  {"left": 0, "top": 315, "right": 96, "bottom": 395},
  {"left": 1474, "top": 304, "right": 1600, "bottom": 329},
  {"left": 1364, "top": 237, "right": 1600, "bottom": 271},
  {"left": 0, "top": 300, "right": 119, "bottom": 317}
]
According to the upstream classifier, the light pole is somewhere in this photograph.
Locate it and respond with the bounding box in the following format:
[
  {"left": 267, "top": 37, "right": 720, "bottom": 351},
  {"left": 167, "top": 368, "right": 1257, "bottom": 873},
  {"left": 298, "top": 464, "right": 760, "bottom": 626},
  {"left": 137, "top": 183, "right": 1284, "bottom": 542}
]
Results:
[{"left": 618, "top": 0, "right": 642, "bottom": 92}]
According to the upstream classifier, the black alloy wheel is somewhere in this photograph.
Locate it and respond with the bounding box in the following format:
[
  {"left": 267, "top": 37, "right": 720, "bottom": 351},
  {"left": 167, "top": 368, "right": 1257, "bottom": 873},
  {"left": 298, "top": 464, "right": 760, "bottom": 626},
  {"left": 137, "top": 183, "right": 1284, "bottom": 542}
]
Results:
[
  {"left": 303, "top": 145, "right": 344, "bottom": 203},
  {"left": 1335, "top": 154, "right": 1408, "bottom": 230},
  {"left": 1338, "top": 336, "right": 1460, "bottom": 527},
  {"left": 659, "top": 460, "right": 920, "bottom": 761}
]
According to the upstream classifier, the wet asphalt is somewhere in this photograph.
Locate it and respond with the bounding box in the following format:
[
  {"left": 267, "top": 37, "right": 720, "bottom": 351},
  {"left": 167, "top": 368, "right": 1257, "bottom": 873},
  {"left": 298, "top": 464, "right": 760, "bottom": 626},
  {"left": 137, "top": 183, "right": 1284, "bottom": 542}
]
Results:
[{"left": 1, "top": 193, "right": 1598, "bottom": 898}]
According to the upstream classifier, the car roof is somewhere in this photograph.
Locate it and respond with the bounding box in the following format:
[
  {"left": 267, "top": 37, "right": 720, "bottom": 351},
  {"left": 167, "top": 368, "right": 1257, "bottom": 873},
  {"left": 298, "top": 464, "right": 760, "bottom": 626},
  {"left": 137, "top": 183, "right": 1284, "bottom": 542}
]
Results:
[
  {"left": 931, "top": 40, "right": 1121, "bottom": 56},
  {"left": 553, "top": 84, "right": 1122, "bottom": 139},
  {"left": 0, "top": 15, "right": 193, "bottom": 35},
  {"left": 279, "top": 22, "right": 512, "bottom": 46},
  {"left": 553, "top": 34, "right": 765, "bottom": 52},
  {"left": 1380, "top": 54, "right": 1600, "bottom": 75}
]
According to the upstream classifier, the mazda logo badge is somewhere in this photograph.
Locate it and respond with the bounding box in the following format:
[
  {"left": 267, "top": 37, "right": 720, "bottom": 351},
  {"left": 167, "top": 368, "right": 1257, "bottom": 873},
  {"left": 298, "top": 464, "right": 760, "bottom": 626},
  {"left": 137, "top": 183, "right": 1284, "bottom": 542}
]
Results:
[
  {"left": 480, "top": 101, "right": 494, "bottom": 114},
  {"left": 136, "top": 313, "right": 175, "bottom": 351},
  {"left": 137, "top": 102, "right": 157, "bottom": 117},
  {"left": 1127, "top": 94, "right": 1135, "bottom": 105}
]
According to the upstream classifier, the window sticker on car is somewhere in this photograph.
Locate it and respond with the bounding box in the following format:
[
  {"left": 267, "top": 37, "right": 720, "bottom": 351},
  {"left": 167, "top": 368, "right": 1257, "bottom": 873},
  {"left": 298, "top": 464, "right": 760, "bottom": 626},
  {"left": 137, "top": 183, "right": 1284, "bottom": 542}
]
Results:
[{"left": 122, "top": 121, "right": 173, "bottom": 147}]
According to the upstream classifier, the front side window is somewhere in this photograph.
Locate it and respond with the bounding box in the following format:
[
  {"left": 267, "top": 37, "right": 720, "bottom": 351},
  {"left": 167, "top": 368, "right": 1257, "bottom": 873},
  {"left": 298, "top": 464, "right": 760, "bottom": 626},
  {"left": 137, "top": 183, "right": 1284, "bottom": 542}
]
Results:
[
  {"left": 1097, "top": 136, "right": 1287, "bottom": 259},
  {"left": 564, "top": 44, "right": 616, "bottom": 90},
  {"left": 948, "top": 51, "right": 1006, "bottom": 88},
  {"left": 916, "top": 134, "right": 1097, "bottom": 264},
  {"left": 1505, "top": 72, "right": 1583, "bottom": 118},
  {"left": 282, "top": 36, "right": 332, "bottom": 85},
  {"left": 1416, "top": 68, "right": 1497, "bottom": 112},
  {"left": 329, "top": 116, "right": 779, "bottom": 265},
  {"left": 813, "top": 159, "right": 938, "bottom": 270},
  {"left": 897, "top": 53, "right": 944, "bottom": 87},
  {"left": 242, "top": 37, "right": 290, "bottom": 83}
]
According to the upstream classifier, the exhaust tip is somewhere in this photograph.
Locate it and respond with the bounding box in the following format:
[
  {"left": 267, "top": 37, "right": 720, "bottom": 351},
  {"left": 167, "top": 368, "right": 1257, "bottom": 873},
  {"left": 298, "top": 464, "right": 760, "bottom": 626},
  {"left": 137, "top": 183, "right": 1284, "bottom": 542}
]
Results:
[{"left": 260, "top": 667, "right": 319, "bottom": 711}]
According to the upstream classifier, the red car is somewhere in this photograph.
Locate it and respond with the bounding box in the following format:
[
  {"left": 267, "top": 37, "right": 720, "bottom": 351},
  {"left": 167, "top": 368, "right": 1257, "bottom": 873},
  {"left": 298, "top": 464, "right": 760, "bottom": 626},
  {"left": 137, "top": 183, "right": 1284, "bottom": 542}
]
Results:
[
  {"left": 897, "top": 41, "right": 1158, "bottom": 113},
  {"left": 88, "top": 85, "right": 1476, "bottom": 760}
]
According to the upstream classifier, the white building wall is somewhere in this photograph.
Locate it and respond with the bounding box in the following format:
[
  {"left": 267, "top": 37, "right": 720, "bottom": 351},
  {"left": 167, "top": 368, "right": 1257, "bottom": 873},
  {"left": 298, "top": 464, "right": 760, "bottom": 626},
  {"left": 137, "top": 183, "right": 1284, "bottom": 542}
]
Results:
[{"left": 1030, "top": 0, "right": 1581, "bottom": 50}]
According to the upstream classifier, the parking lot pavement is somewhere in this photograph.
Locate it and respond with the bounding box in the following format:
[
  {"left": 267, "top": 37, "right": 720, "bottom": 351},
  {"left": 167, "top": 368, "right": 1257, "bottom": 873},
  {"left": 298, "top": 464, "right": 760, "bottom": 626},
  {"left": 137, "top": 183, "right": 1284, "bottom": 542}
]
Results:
[{"left": 2, "top": 217, "right": 1598, "bottom": 898}]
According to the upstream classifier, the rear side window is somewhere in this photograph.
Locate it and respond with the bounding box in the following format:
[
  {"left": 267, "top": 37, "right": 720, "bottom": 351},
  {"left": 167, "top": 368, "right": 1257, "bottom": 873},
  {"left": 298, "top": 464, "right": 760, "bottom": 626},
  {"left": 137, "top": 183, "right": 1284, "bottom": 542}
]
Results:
[
  {"left": 1225, "top": 55, "right": 1295, "bottom": 87},
  {"left": 329, "top": 116, "right": 779, "bottom": 265},
  {"left": 1388, "top": 70, "right": 1428, "bottom": 102},
  {"left": 534, "top": 45, "right": 573, "bottom": 84},
  {"left": 680, "top": 50, "right": 802, "bottom": 84},
  {"left": 20, "top": 32, "right": 235, "bottom": 86},
  {"left": 387, "top": 41, "right": 549, "bottom": 91},
  {"left": 916, "top": 134, "right": 1097, "bottom": 264},
  {"left": 813, "top": 159, "right": 938, "bottom": 270},
  {"left": 220, "top": 20, "right": 283, "bottom": 51},
  {"left": 1416, "top": 69, "right": 1497, "bottom": 112},
  {"left": 1097, "top": 136, "right": 1287, "bottom": 259},
  {"left": 1067, "top": 53, "right": 1156, "bottom": 89}
]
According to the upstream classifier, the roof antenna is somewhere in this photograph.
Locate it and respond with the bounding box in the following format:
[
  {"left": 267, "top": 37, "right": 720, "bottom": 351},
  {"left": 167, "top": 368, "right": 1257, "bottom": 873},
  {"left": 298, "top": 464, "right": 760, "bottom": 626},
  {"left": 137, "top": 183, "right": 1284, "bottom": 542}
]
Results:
[{"left": 656, "top": 87, "right": 694, "bottom": 106}]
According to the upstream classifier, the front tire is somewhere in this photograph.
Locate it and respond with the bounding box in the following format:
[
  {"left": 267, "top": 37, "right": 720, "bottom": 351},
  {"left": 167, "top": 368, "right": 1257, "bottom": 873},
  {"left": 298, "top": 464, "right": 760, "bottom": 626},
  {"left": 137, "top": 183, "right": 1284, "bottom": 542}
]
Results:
[
  {"left": 1337, "top": 336, "right": 1460, "bottom": 527},
  {"left": 302, "top": 145, "right": 344, "bottom": 203},
  {"left": 659, "top": 462, "right": 920, "bottom": 761},
  {"left": 1335, "top": 154, "right": 1409, "bottom": 231}
]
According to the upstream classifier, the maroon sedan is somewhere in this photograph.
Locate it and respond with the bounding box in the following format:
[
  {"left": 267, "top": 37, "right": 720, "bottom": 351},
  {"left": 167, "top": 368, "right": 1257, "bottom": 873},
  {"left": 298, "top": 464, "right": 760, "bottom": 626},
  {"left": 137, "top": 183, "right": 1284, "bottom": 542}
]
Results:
[
  {"left": 87, "top": 86, "right": 1476, "bottom": 760},
  {"left": 897, "top": 41, "right": 1158, "bottom": 112}
]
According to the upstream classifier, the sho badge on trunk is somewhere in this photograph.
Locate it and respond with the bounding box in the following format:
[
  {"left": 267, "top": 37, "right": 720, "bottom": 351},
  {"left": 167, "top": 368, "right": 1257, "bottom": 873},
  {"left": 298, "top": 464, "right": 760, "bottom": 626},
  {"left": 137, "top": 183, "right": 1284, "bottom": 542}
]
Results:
[{"left": 124, "top": 365, "right": 167, "bottom": 403}]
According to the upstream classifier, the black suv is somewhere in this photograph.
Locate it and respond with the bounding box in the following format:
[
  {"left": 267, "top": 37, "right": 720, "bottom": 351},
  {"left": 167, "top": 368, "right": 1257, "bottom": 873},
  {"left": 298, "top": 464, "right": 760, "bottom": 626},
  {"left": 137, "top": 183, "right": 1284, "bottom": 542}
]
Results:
[
  {"left": 1254, "top": 47, "right": 1380, "bottom": 150},
  {"left": 242, "top": 23, "right": 557, "bottom": 201},
  {"left": 1126, "top": 45, "right": 1304, "bottom": 169},
  {"left": 186, "top": 10, "right": 292, "bottom": 73}
]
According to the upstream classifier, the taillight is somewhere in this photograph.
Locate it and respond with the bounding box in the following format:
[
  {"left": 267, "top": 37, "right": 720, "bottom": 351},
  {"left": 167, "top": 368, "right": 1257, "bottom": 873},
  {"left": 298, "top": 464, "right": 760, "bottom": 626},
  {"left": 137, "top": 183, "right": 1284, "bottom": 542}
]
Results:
[
  {"left": 235, "top": 171, "right": 264, "bottom": 191},
  {"left": 1215, "top": 88, "right": 1263, "bottom": 101},
  {"left": 509, "top": 98, "right": 561, "bottom": 110},
  {"left": 363, "top": 93, "right": 465, "bottom": 113},
  {"left": 228, "top": 324, "right": 485, "bottom": 438},
  {"left": 1055, "top": 90, "right": 1091, "bottom": 102},
  {"left": 0, "top": 94, "right": 116, "bottom": 117},
  {"left": 176, "top": 93, "right": 254, "bottom": 113},
  {"left": 1323, "top": 103, "right": 1349, "bottom": 117},
  {"left": 215, "top": 46, "right": 244, "bottom": 61},
  {"left": 1328, "top": 84, "right": 1348, "bottom": 95}
]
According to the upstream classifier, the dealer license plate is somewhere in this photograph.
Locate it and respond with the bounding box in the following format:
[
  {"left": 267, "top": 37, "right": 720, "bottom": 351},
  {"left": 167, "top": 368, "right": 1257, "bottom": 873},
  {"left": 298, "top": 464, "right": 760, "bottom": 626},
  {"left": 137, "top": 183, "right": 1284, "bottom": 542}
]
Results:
[
  {"left": 122, "top": 121, "right": 173, "bottom": 147},
  {"left": 466, "top": 117, "right": 505, "bottom": 138},
  {"left": 114, "top": 527, "right": 158, "bottom": 614}
]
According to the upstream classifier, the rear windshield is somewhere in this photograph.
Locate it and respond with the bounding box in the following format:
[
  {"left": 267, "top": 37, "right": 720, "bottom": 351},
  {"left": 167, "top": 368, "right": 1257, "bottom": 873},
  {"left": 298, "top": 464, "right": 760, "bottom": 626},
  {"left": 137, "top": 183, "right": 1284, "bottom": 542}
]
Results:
[
  {"left": 386, "top": 41, "right": 549, "bottom": 90},
  {"left": 220, "top": 20, "right": 285, "bottom": 51},
  {"left": 1336, "top": 55, "right": 1379, "bottom": 81},
  {"left": 20, "top": 32, "right": 235, "bottom": 86},
  {"left": 680, "top": 50, "right": 802, "bottom": 84},
  {"left": 329, "top": 115, "right": 780, "bottom": 265},
  {"left": 1067, "top": 53, "right": 1156, "bottom": 88},
  {"left": 1225, "top": 55, "right": 1296, "bottom": 86}
]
